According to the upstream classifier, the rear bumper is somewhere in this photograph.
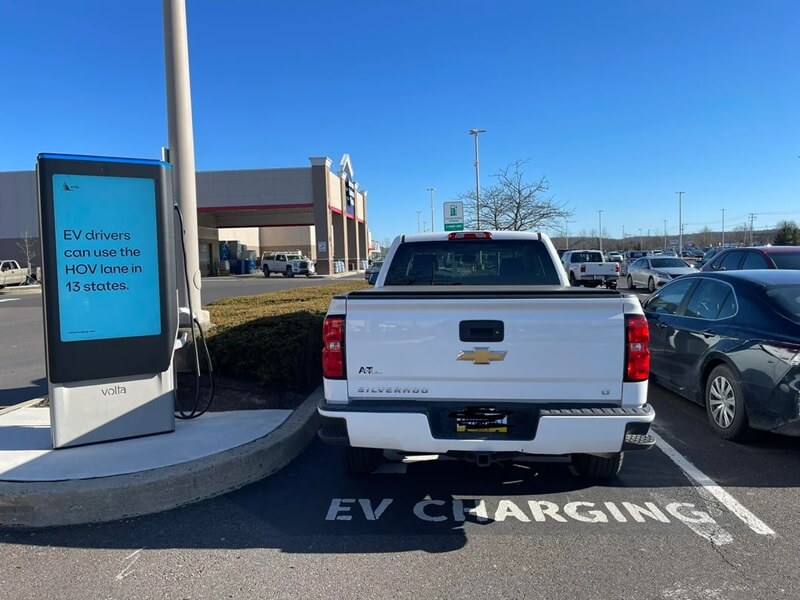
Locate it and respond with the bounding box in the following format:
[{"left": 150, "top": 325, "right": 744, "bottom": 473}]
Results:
[{"left": 318, "top": 402, "right": 655, "bottom": 455}]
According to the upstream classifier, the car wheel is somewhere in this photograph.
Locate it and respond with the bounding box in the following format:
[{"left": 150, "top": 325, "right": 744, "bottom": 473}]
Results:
[
  {"left": 263, "top": 267, "right": 270, "bottom": 278},
  {"left": 627, "top": 275, "right": 635, "bottom": 289},
  {"left": 342, "top": 446, "right": 383, "bottom": 475},
  {"left": 569, "top": 272, "right": 578, "bottom": 287},
  {"left": 705, "top": 364, "right": 756, "bottom": 442},
  {"left": 648, "top": 277, "right": 656, "bottom": 293},
  {"left": 306, "top": 273, "right": 312, "bottom": 278},
  {"left": 286, "top": 268, "right": 295, "bottom": 278},
  {"left": 571, "top": 453, "right": 624, "bottom": 481}
]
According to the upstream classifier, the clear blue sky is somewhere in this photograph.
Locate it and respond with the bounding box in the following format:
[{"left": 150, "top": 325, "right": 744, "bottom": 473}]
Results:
[{"left": 1, "top": 1, "right": 798, "bottom": 245}]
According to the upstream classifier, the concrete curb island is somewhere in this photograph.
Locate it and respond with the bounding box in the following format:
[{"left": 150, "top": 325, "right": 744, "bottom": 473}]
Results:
[
  {"left": 0, "top": 387, "right": 322, "bottom": 529},
  {"left": 0, "top": 285, "right": 42, "bottom": 295}
]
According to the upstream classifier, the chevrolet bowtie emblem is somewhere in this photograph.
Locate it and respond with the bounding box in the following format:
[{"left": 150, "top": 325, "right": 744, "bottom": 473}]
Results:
[{"left": 457, "top": 347, "right": 507, "bottom": 365}]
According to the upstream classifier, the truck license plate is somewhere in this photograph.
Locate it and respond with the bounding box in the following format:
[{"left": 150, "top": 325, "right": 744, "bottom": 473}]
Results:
[{"left": 455, "top": 410, "right": 509, "bottom": 433}]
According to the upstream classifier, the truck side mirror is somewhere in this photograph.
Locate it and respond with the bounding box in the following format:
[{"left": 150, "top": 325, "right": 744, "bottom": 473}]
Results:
[{"left": 368, "top": 271, "right": 379, "bottom": 285}]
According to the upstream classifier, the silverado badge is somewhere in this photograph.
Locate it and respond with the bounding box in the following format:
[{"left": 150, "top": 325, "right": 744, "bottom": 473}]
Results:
[{"left": 457, "top": 347, "right": 507, "bottom": 365}]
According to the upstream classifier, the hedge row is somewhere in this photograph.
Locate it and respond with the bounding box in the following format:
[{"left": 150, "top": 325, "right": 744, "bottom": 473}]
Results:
[{"left": 205, "top": 281, "right": 369, "bottom": 391}]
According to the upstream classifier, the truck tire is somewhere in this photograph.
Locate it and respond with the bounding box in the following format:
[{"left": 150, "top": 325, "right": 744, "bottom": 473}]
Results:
[
  {"left": 569, "top": 272, "right": 578, "bottom": 287},
  {"left": 263, "top": 267, "right": 270, "bottom": 277},
  {"left": 286, "top": 267, "right": 295, "bottom": 278},
  {"left": 342, "top": 447, "right": 383, "bottom": 475},
  {"left": 627, "top": 275, "right": 635, "bottom": 290},
  {"left": 572, "top": 452, "right": 624, "bottom": 481}
]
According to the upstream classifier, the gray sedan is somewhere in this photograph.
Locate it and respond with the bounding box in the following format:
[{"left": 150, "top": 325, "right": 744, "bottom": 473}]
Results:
[{"left": 626, "top": 257, "right": 696, "bottom": 292}]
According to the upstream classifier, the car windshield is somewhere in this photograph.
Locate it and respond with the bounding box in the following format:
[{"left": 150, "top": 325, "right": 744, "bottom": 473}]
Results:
[
  {"left": 287, "top": 255, "right": 302, "bottom": 261},
  {"left": 767, "top": 285, "right": 800, "bottom": 321},
  {"left": 383, "top": 240, "right": 561, "bottom": 285},
  {"left": 770, "top": 252, "right": 800, "bottom": 269},
  {"left": 571, "top": 252, "right": 603, "bottom": 263},
  {"left": 651, "top": 258, "right": 688, "bottom": 268}
]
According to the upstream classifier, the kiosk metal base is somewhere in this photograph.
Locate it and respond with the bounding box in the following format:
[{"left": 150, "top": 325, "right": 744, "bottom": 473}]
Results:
[{"left": 49, "top": 366, "right": 176, "bottom": 449}]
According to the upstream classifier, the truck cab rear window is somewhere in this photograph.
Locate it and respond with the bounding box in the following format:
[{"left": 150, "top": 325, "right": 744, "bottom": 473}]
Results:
[{"left": 383, "top": 240, "right": 561, "bottom": 286}]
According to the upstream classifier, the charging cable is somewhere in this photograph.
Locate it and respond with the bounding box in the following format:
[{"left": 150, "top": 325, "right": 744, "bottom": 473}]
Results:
[{"left": 174, "top": 203, "right": 214, "bottom": 419}]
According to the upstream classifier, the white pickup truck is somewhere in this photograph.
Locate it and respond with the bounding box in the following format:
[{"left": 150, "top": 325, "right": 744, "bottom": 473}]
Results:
[
  {"left": 561, "top": 250, "right": 620, "bottom": 288},
  {"left": 318, "top": 231, "right": 654, "bottom": 480},
  {"left": 261, "top": 251, "right": 316, "bottom": 278},
  {"left": 0, "top": 260, "right": 28, "bottom": 288}
]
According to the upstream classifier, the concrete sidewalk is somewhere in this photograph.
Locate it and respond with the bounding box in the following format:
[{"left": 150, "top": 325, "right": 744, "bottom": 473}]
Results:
[{"left": 0, "top": 389, "right": 321, "bottom": 528}]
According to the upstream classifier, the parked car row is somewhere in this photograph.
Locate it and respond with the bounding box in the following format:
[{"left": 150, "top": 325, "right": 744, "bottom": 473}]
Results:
[
  {"left": 642, "top": 270, "right": 800, "bottom": 441},
  {"left": 626, "top": 256, "right": 696, "bottom": 293}
]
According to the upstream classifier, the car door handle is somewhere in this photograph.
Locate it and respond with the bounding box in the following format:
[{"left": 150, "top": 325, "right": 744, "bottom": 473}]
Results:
[
  {"left": 701, "top": 329, "right": 716, "bottom": 338},
  {"left": 657, "top": 321, "right": 668, "bottom": 329}
]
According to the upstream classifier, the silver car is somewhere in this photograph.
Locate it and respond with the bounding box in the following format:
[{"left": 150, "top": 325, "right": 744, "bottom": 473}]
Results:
[{"left": 626, "top": 256, "right": 696, "bottom": 293}]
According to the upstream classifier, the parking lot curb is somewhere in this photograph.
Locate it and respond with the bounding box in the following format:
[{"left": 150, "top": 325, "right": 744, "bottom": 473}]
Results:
[
  {"left": 0, "top": 285, "right": 42, "bottom": 295},
  {"left": 0, "top": 387, "right": 322, "bottom": 529}
]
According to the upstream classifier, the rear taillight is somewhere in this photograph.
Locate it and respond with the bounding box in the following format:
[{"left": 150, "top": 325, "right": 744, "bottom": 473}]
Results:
[
  {"left": 448, "top": 232, "right": 492, "bottom": 240},
  {"left": 625, "top": 314, "right": 650, "bottom": 382},
  {"left": 580, "top": 264, "right": 586, "bottom": 273},
  {"left": 762, "top": 343, "right": 800, "bottom": 365},
  {"left": 322, "top": 316, "right": 345, "bottom": 379},
  {"left": 615, "top": 263, "right": 620, "bottom": 273}
]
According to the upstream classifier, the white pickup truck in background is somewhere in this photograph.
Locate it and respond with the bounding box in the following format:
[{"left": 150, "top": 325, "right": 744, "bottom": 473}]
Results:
[
  {"left": 261, "top": 251, "right": 316, "bottom": 277},
  {"left": 561, "top": 250, "right": 620, "bottom": 288},
  {"left": 0, "top": 260, "right": 27, "bottom": 288},
  {"left": 318, "top": 231, "right": 653, "bottom": 480}
]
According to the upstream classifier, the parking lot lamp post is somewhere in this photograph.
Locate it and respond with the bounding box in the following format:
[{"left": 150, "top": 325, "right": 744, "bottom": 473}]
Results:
[
  {"left": 598, "top": 210, "right": 603, "bottom": 252},
  {"left": 468, "top": 128, "right": 486, "bottom": 228},
  {"left": 677, "top": 191, "right": 684, "bottom": 254},
  {"left": 427, "top": 187, "right": 436, "bottom": 232}
]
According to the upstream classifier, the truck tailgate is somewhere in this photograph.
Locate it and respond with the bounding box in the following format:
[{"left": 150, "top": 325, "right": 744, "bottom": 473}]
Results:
[{"left": 344, "top": 291, "right": 626, "bottom": 403}]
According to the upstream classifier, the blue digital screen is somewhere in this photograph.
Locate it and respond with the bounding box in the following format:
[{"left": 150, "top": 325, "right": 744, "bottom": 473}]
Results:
[{"left": 53, "top": 174, "right": 162, "bottom": 342}]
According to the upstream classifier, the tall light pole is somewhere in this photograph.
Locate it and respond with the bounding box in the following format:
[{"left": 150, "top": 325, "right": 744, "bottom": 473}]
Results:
[
  {"left": 416, "top": 210, "right": 422, "bottom": 233},
  {"left": 622, "top": 225, "right": 626, "bottom": 250},
  {"left": 564, "top": 218, "right": 575, "bottom": 250},
  {"left": 663, "top": 219, "right": 667, "bottom": 251},
  {"left": 638, "top": 228, "right": 643, "bottom": 250},
  {"left": 468, "top": 128, "right": 486, "bottom": 229},
  {"left": 427, "top": 187, "right": 436, "bottom": 232},
  {"left": 597, "top": 210, "right": 604, "bottom": 252},
  {"left": 677, "top": 191, "right": 684, "bottom": 255},
  {"left": 163, "top": 0, "right": 206, "bottom": 322},
  {"left": 721, "top": 208, "right": 726, "bottom": 247},
  {"left": 422, "top": 220, "right": 428, "bottom": 233},
  {"left": 748, "top": 213, "right": 757, "bottom": 246}
]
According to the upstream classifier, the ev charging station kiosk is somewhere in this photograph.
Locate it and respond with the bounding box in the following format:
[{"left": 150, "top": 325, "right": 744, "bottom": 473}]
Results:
[{"left": 37, "top": 154, "right": 179, "bottom": 449}]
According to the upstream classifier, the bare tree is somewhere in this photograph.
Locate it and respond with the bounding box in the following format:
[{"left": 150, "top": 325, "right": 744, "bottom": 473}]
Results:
[
  {"left": 460, "top": 160, "right": 573, "bottom": 231},
  {"left": 16, "top": 229, "right": 37, "bottom": 275}
]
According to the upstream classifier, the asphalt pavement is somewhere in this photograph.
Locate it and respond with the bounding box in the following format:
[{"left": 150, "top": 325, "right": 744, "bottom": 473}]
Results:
[
  {"left": 3, "top": 275, "right": 799, "bottom": 600},
  {"left": 1, "top": 383, "right": 798, "bottom": 599},
  {"left": 0, "top": 274, "right": 362, "bottom": 407}
]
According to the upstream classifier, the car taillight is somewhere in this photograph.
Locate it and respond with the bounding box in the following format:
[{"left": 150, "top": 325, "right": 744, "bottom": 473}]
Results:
[
  {"left": 322, "top": 316, "right": 345, "bottom": 379},
  {"left": 625, "top": 314, "right": 650, "bottom": 382},
  {"left": 448, "top": 232, "right": 492, "bottom": 240},
  {"left": 580, "top": 264, "right": 586, "bottom": 273},
  {"left": 762, "top": 343, "right": 800, "bottom": 366},
  {"left": 615, "top": 263, "right": 620, "bottom": 273}
]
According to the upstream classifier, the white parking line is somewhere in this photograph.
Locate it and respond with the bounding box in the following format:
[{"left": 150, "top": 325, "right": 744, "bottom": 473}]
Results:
[
  {"left": 652, "top": 431, "right": 776, "bottom": 537},
  {"left": 0, "top": 298, "right": 20, "bottom": 303}
]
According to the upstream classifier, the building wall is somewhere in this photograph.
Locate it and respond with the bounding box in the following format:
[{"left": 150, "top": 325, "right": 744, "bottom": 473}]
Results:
[
  {"left": 258, "top": 226, "right": 314, "bottom": 258},
  {"left": 0, "top": 156, "right": 368, "bottom": 276},
  {"left": 218, "top": 227, "right": 260, "bottom": 249},
  {"left": 196, "top": 168, "right": 313, "bottom": 209},
  {"left": 0, "top": 172, "right": 40, "bottom": 267}
]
